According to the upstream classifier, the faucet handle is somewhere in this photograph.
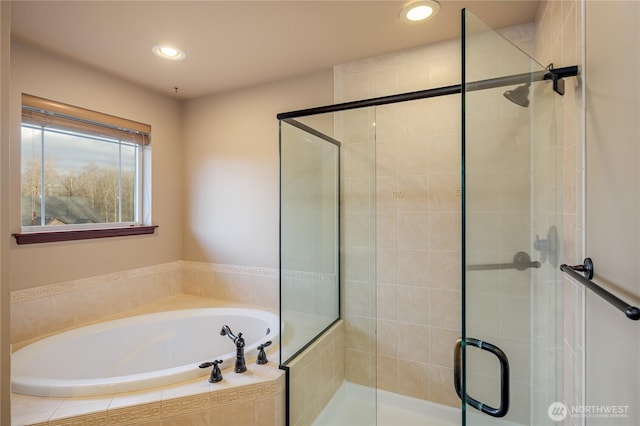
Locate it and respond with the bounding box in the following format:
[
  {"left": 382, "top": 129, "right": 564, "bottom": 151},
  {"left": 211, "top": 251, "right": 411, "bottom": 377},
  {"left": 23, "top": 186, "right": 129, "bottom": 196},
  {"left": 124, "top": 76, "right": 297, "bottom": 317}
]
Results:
[
  {"left": 256, "top": 341, "right": 272, "bottom": 365},
  {"left": 258, "top": 341, "right": 272, "bottom": 350},
  {"left": 199, "top": 360, "right": 224, "bottom": 383}
]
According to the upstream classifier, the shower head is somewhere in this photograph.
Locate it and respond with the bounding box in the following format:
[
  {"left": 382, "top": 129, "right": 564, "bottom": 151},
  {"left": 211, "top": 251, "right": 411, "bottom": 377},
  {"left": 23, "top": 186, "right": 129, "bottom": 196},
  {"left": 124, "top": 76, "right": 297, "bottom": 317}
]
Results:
[{"left": 503, "top": 83, "right": 530, "bottom": 108}]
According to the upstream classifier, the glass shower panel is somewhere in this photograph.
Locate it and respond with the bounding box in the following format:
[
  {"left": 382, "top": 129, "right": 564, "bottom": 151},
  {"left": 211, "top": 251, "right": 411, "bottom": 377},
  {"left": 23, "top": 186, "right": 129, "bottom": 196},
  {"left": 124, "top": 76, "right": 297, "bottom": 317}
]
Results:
[
  {"left": 280, "top": 119, "right": 340, "bottom": 364},
  {"left": 462, "top": 9, "right": 564, "bottom": 426},
  {"left": 280, "top": 109, "right": 377, "bottom": 426}
]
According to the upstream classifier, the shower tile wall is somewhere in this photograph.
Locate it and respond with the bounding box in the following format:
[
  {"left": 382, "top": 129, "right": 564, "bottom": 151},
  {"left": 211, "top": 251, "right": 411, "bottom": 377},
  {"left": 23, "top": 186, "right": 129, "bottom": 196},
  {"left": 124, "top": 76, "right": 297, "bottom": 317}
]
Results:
[
  {"left": 535, "top": 1, "right": 586, "bottom": 425},
  {"left": 335, "top": 23, "right": 541, "bottom": 409},
  {"left": 335, "top": 38, "right": 463, "bottom": 407}
]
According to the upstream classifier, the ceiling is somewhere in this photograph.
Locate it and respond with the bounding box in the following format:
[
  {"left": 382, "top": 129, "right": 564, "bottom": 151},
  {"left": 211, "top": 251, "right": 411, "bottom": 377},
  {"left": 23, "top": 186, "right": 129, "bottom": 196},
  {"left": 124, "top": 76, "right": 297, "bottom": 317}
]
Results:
[{"left": 10, "top": 0, "right": 540, "bottom": 100}]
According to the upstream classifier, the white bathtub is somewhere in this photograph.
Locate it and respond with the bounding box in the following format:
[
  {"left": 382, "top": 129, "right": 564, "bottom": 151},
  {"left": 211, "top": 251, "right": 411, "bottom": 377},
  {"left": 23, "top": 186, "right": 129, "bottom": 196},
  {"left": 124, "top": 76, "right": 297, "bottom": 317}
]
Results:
[{"left": 11, "top": 307, "right": 280, "bottom": 397}]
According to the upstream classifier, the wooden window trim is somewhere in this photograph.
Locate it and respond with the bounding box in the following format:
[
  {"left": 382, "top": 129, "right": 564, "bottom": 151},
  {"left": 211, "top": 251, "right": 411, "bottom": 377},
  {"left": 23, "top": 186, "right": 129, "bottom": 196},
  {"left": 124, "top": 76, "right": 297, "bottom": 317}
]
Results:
[{"left": 13, "top": 225, "right": 158, "bottom": 245}]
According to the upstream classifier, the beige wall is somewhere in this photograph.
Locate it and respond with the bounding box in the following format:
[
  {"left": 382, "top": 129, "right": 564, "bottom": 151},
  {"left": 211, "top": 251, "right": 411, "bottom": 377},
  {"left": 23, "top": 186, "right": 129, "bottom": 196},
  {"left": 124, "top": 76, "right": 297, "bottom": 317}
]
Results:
[
  {"left": 7, "top": 39, "right": 332, "bottom": 354},
  {"left": 181, "top": 70, "right": 333, "bottom": 268},
  {"left": 9, "top": 41, "right": 183, "bottom": 292},
  {"left": 1, "top": 2, "right": 11, "bottom": 423},
  {"left": 585, "top": 1, "right": 640, "bottom": 425}
]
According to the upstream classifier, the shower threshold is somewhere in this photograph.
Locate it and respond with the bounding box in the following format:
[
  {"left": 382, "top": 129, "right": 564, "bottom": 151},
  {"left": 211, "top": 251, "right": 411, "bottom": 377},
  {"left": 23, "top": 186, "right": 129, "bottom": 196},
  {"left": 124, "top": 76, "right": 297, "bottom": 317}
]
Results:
[
  {"left": 313, "top": 381, "right": 459, "bottom": 426},
  {"left": 313, "top": 381, "right": 526, "bottom": 426}
]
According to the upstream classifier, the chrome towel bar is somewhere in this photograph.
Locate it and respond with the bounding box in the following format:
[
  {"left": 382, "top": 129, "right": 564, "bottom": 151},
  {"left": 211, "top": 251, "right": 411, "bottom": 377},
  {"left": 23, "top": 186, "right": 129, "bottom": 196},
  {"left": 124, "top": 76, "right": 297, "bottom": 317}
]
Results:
[{"left": 560, "top": 258, "right": 640, "bottom": 321}]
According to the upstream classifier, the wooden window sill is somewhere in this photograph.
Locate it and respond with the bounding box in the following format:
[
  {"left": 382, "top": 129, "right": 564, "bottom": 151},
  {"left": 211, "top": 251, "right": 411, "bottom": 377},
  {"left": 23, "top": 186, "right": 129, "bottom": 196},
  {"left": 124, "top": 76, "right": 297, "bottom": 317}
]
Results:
[{"left": 13, "top": 225, "right": 158, "bottom": 245}]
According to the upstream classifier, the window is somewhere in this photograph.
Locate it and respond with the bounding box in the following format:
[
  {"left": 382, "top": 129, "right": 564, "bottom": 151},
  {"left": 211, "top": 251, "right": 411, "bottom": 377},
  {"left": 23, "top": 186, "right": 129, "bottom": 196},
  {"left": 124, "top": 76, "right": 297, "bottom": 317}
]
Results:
[{"left": 15, "top": 94, "right": 155, "bottom": 244}]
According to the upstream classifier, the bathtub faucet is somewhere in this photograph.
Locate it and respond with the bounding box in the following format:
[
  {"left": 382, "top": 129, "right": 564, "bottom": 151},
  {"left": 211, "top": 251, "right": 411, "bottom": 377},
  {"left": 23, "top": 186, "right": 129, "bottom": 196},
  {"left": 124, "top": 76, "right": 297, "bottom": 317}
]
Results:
[{"left": 220, "top": 325, "right": 247, "bottom": 373}]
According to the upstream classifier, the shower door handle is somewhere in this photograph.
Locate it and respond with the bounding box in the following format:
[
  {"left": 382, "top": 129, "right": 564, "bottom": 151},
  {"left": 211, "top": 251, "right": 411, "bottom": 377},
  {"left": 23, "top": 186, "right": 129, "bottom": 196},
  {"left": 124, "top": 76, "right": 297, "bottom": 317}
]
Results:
[{"left": 454, "top": 338, "right": 510, "bottom": 418}]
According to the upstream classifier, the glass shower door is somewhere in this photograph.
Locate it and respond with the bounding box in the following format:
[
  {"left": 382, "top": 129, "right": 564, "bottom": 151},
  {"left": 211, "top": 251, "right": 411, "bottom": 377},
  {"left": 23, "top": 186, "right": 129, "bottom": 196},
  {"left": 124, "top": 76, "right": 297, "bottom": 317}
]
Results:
[{"left": 460, "top": 9, "right": 564, "bottom": 426}]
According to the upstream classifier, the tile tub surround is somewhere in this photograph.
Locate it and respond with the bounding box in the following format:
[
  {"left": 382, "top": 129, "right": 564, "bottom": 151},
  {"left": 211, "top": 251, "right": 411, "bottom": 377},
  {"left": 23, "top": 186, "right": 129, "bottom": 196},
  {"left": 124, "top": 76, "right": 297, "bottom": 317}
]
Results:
[
  {"left": 13, "top": 361, "right": 285, "bottom": 426},
  {"left": 11, "top": 261, "right": 279, "bottom": 345},
  {"left": 10, "top": 261, "right": 182, "bottom": 345},
  {"left": 181, "top": 261, "right": 279, "bottom": 311},
  {"left": 11, "top": 295, "right": 285, "bottom": 426}
]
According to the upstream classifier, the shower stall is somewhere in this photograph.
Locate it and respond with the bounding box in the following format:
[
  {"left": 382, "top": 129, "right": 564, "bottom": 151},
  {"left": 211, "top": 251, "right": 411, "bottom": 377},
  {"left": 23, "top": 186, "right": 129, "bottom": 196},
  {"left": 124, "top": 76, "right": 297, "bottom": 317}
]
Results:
[{"left": 279, "top": 10, "right": 577, "bottom": 426}]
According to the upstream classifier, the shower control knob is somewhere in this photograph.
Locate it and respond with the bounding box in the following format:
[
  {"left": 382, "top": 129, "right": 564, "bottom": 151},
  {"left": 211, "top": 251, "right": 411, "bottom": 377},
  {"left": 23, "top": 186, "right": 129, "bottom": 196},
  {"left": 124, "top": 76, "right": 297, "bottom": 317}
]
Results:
[
  {"left": 533, "top": 234, "right": 548, "bottom": 263},
  {"left": 533, "top": 226, "right": 558, "bottom": 266}
]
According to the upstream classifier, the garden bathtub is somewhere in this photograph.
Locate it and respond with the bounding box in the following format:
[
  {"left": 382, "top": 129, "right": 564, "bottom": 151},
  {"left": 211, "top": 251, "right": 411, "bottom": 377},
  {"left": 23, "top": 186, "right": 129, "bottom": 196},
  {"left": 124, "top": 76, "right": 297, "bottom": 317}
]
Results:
[{"left": 12, "top": 307, "right": 279, "bottom": 397}]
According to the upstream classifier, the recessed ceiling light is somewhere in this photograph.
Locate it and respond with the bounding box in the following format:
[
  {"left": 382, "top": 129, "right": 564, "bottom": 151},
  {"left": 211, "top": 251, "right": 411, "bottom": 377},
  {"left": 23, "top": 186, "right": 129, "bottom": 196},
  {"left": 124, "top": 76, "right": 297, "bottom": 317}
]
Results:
[
  {"left": 152, "top": 45, "right": 186, "bottom": 60},
  {"left": 401, "top": 0, "right": 440, "bottom": 22}
]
